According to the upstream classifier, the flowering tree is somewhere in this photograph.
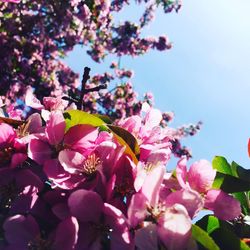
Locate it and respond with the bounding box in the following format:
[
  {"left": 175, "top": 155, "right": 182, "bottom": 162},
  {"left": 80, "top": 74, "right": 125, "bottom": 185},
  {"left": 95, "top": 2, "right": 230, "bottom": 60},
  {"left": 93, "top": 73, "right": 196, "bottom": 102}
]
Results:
[{"left": 0, "top": 0, "right": 250, "bottom": 249}]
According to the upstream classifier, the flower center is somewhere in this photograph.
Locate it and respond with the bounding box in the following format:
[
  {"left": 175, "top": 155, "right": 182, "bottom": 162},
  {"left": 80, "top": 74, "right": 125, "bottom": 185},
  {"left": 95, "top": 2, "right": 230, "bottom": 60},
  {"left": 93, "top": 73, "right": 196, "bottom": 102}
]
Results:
[
  {"left": 81, "top": 153, "right": 101, "bottom": 176},
  {"left": 90, "top": 222, "right": 112, "bottom": 249},
  {"left": 147, "top": 203, "right": 165, "bottom": 223},
  {"left": 0, "top": 147, "right": 13, "bottom": 166},
  {"left": 144, "top": 162, "right": 155, "bottom": 172},
  {"left": 0, "top": 180, "right": 20, "bottom": 210},
  {"left": 27, "top": 236, "right": 52, "bottom": 250},
  {"left": 17, "top": 121, "right": 30, "bottom": 138},
  {"left": 114, "top": 177, "right": 134, "bottom": 197}
]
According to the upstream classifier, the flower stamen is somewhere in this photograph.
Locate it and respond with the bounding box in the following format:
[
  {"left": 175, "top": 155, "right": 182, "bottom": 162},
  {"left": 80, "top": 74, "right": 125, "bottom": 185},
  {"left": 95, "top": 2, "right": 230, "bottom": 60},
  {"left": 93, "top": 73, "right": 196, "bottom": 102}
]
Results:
[{"left": 81, "top": 153, "right": 101, "bottom": 176}]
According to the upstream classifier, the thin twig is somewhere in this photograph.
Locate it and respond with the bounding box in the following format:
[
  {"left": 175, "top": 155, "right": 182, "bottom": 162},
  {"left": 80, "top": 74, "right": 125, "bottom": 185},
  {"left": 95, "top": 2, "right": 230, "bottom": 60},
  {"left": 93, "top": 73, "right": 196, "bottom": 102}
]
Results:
[
  {"left": 84, "top": 84, "right": 107, "bottom": 94},
  {"left": 78, "top": 67, "right": 91, "bottom": 110}
]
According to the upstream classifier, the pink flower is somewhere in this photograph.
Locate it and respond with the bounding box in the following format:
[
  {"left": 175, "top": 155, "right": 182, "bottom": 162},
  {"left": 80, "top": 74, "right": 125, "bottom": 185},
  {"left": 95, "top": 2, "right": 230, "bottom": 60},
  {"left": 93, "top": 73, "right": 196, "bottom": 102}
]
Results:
[
  {"left": 118, "top": 106, "right": 171, "bottom": 164},
  {"left": 164, "top": 188, "right": 204, "bottom": 218},
  {"left": 25, "top": 90, "right": 68, "bottom": 113},
  {"left": 0, "top": 168, "right": 43, "bottom": 214},
  {"left": 68, "top": 189, "right": 134, "bottom": 250},
  {"left": 188, "top": 159, "right": 216, "bottom": 193},
  {"left": 134, "top": 149, "right": 171, "bottom": 192},
  {"left": 57, "top": 128, "right": 118, "bottom": 190},
  {"left": 127, "top": 164, "right": 165, "bottom": 226},
  {"left": 129, "top": 193, "right": 192, "bottom": 250},
  {"left": 3, "top": 214, "right": 79, "bottom": 250},
  {"left": 205, "top": 189, "right": 241, "bottom": 221},
  {"left": 1, "top": 0, "right": 20, "bottom": 3},
  {"left": 135, "top": 223, "right": 158, "bottom": 250},
  {"left": 176, "top": 157, "right": 241, "bottom": 220},
  {"left": 28, "top": 110, "right": 67, "bottom": 165},
  {"left": 157, "top": 204, "right": 192, "bottom": 250},
  {"left": 29, "top": 111, "right": 127, "bottom": 190},
  {"left": 0, "top": 123, "right": 27, "bottom": 168},
  {"left": 105, "top": 155, "right": 136, "bottom": 213}
]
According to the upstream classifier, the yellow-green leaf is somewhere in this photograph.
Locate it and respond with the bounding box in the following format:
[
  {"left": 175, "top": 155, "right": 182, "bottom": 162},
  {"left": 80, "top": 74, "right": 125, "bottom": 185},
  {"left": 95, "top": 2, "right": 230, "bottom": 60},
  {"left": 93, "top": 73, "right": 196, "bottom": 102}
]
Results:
[
  {"left": 108, "top": 125, "right": 140, "bottom": 164},
  {"left": 64, "top": 110, "right": 106, "bottom": 131}
]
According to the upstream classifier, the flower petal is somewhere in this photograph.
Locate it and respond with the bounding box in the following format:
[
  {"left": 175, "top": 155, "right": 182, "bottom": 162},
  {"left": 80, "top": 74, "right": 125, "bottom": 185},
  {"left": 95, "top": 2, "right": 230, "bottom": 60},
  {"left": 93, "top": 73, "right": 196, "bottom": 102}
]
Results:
[
  {"left": 10, "top": 153, "right": 27, "bottom": 168},
  {"left": 141, "top": 165, "right": 165, "bottom": 207},
  {"left": 188, "top": 160, "right": 216, "bottom": 193},
  {"left": 135, "top": 223, "right": 158, "bottom": 250},
  {"left": 176, "top": 157, "right": 188, "bottom": 189},
  {"left": 68, "top": 189, "right": 103, "bottom": 223},
  {"left": 157, "top": 204, "right": 192, "bottom": 250},
  {"left": 205, "top": 189, "right": 241, "bottom": 220},
  {"left": 44, "top": 159, "right": 71, "bottom": 182},
  {"left": 53, "top": 217, "right": 79, "bottom": 250},
  {"left": 144, "top": 108, "right": 162, "bottom": 129},
  {"left": 46, "top": 111, "right": 65, "bottom": 146},
  {"left": 104, "top": 203, "right": 134, "bottom": 250},
  {"left": 25, "top": 89, "right": 44, "bottom": 110},
  {"left": 165, "top": 189, "right": 204, "bottom": 218},
  {"left": 3, "top": 215, "right": 39, "bottom": 248},
  {"left": 0, "top": 123, "right": 16, "bottom": 148},
  {"left": 58, "top": 149, "right": 84, "bottom": 174},
  {"left": 64, "top": 124, "right": 98, "bottom": 152},
  {"left": 28, "top": 139, "right": 52, "bottom": 165},
  {"left": 127, "top": 193, "right": 147, "bottom": 228}
]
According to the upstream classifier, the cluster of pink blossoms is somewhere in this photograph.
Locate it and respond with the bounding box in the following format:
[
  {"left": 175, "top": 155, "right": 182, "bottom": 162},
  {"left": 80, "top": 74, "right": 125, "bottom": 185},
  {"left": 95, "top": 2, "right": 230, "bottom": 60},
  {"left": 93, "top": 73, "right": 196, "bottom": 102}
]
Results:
[
  {"left": 0, "top": 95, "right": 241, "bottom": 250},
  {"left": 0, "top": 0, "right": 180, "bottom": 105}
]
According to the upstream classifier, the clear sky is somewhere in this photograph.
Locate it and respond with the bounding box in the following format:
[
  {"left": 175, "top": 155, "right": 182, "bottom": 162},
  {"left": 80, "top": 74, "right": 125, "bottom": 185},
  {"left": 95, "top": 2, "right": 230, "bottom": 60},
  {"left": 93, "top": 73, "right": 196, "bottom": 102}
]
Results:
[{"left": 65, "top": 0, "right": 250, "bottom": 169}]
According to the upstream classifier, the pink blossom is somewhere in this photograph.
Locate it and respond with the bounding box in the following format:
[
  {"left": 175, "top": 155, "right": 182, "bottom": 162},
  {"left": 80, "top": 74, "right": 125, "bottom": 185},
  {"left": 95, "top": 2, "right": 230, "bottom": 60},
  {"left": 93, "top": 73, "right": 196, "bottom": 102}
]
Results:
[
  {"left": 127, "top": 192, "right": 147, "bottom": 228},
  {"left": 205, "top": 189, "right": 241, "bottom": 221},
  {"left": 0, "top": 168, "right": 43, "bottom": 214},
  {"left": 157, "top": 204, "right": 192, "bottom": 250},
  {"left": 0, "top": 123, "right": 27, "bottom": 168},
  {"left": 68, "top": 189, "right": 134, "bottom": 249},
  {"left": 28, "top": 111, "right": 66, "bottom": 165},
  {"left": 118, "top": 106, "right": 172, "bottom": 165},
  {"left": 135, "top": 223, "right": 158, "bottom": 250},
  {"left": 188, "top": 159, "right": 216, "bottom": 193},
  {"left": 106, "top": 155, "right": 136, "bottom": 213},
  {"left": 3, "top": 214, "right": 79, "bottom": 250},
  {"left": 25, "top": 88, "right": 44, "bottom": 111},
  {"left": 1, "top": 0, "right": 20, "bottom": 3},
  {"left": 176, "top": 158, "right": 241, "bottom": 220},
  {"left": 134, "top": 149, "right": 171, "bottom": 192},
  {"left": 164, "top": 188, "right": 204, "bottom": 218}
]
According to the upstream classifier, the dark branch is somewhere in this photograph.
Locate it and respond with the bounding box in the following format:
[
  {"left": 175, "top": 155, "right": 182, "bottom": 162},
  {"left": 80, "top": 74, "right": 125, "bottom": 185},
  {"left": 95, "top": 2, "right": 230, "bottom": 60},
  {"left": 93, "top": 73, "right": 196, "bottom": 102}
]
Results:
[
  {"left": 83, "top": 83, "right": 107, "bottom": 94},
  {"left": 78, "top": 67, "right": 91, "bottom": 110},
  {"left": 63, "top": 67, "right": 107, "bottom": 110}
]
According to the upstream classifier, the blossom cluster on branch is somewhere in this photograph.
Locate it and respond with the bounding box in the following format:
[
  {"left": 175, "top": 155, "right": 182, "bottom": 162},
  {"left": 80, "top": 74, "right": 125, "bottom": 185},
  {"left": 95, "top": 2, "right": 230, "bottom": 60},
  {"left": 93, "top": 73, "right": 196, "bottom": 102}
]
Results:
[
  {"left": 0, "top": 95, "right": 242, "bottom": 249},
  {"left": 0, "top": 0, "right": 180, "bottom": 105},
  {"left": 1, "top": 0, "right": 250, "bottom": 249}
]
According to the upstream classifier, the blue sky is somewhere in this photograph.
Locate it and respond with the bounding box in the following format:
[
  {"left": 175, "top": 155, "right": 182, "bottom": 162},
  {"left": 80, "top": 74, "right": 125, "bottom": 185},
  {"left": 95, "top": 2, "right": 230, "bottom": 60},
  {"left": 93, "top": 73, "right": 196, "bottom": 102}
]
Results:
[{"left": 65, "top": 0, "right": 250, "bottom": 168}]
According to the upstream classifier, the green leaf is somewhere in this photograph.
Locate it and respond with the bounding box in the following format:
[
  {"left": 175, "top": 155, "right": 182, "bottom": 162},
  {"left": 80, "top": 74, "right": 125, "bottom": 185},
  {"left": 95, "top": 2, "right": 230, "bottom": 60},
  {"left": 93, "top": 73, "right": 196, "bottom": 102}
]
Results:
[
  {"left": 233, "top": 192, "right": 250, "bottom": 215},
  {"left": 192, "top": 224, "right": 220, "bottom": 250},
  {"left": 231, "top": 161, "right": 250, "bottom": 182},
  {"left": 213, "top": 156, "right": 250, "bottom": 182},
  {"left": 196, "top": 215, "right": 250, "bottom": 250},
  {"left": 212, "top": 172, "right": 250, "bottom": 193},
  {"left": 64, "top": 110, "right": 106, "bottom": 131},
  {"left": 212, "top": 156, "right": 233, "bottom": 175},
  {"left": 196, "top": 215, "right": 220, "bottom": 234},
  {"left": 92, "top": 114, "right": 113, "bottom": 124},
  {"left": 107, "top": 125, "right": 140, "bottom": 163},
  {"left": 3, "top": 12, "right": 13, "bottom": 19},
  {"left": 210, "top": 225, "right": 250, "bottom": 250},
  {"left": 212, "top": 156, "right": 250, "bottom": 193}
]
